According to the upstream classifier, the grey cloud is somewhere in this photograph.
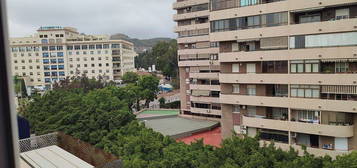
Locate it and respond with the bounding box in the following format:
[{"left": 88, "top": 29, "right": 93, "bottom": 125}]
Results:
[{"left": 7, "top": 0, "right": 177, "bottom": 39}]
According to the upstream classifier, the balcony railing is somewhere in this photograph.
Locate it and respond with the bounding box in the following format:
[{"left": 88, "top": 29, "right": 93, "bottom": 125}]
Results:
[{"left": 19, "top": 132, "right": 58, "bottom": 153}]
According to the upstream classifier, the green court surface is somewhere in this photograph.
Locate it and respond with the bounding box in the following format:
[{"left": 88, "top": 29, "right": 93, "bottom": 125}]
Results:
[{"left": 140, "top": 110, "right": 179, "bottom": 115}]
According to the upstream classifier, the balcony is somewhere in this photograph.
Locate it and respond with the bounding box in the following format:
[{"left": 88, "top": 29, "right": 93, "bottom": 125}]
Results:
[
  {"left": 173, "top": 10, "right": 209, "bottom": 21},
  {"left": 178, "top": 47, "right": 219, "bottom": 55},
  {"left": 220, "top": 94, "right": 357, "bottom": 113},
  {"left": 210, "top": 0, "right": 355, "bottom": 20},
  {"left": 174, "top": 23, "right": 209, "bottom": 32},
  {"left": 219, "top": 73, "right": 357, "bottom": 86},
  {"left": 242, "top": 116, "right": 354, "bottom": 137},
  {"left": 179, "top": 60, "right": 219, "bottom": 67},
  {"left": 219, "top": 46, "right": 357, "bottom": 63},
  {"left": 210, "top": 18, "right": 357, "bottom": 42},
  {"left": 178, "top": 34, "right": 209, "bottom": 43},
  {"left": 260, "top": 140, "right": 352, "bottom": 158},
  {"left": 190, "top": 84, "right": 220, "bottom": 91},
  {"left": 173, "top": 0, "right": 209, "bottom": 9},
  {"left": 191, "top": 107, "right": 221, "bottom": 116},
  {"left": 190, "top": 72, "right": 219, "bottom": 79},
  {"left": 190, "top": 96, "right": 220, "bottom": 103}
]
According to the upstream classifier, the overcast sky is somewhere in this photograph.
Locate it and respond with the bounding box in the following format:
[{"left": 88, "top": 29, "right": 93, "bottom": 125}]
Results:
[{"left": 7, "top": 0, "right": 177, "bottom": 39}]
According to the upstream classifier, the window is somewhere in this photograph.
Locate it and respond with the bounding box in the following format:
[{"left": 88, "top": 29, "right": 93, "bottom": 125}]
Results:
[
  {"left": 247, "top": 85, "right": 256, "bottom": 96},
  {"left": 83, "top": 51, "right": 87, "bottom": 55},
  {"left": 290, "top": 60, "right": 304, "bottom": 73},
  {"left": 336, "top": 62, "right": 349, "bottom": 73},
  {"left": 296, "top": 110, "right": 320, "bottom": 122},
  {"left": 68, "top": 51, "right": 72, "bottom": 55},
  {"left": 232, "top": 63, "right": 240, "bottom": 72},
  {"left": 247, "top": 15, "right": 260, "bottom": 28},
  {"left": 57, "top": 52, "right": 64, "bottom": 57},
  {"left": 97, "top": 50, "right": 101, "bottom": 54},
  {"left": 67, "top": 45, "right": 73, "bottom": 50},
  {"left": 58, "top": 58, "right": 64, "bottom": 63},
  {"left": 336, "top": 8, "right": 349, "bottom": 20},
  {"left": 51, "top": 65, "right": 57, "bottom": 70},
  {"left": 89, "top": 45, "right": 95, "bottom": 49},
  {"left": 305, "top": 60, "right": 319, "bottom": 73},
  {"left": 82, "top": 45, "right": 88, "bottom": 50},
  {"left": 290, "top": 32, "right": 357, "bottom": 49},
  {"left": 112, "top": 44, "right": 120, "bottom": 48},
  {"left": 90, "top": 51, "right": 94, "bottom": 54},
  {"left": 96, "top": 44, "right": 102, "bottom": 49},
  {"left": 106, "top": 63, "right": 110, "bottom": 67},
  {"left": 299, "top": 14, "right": 321, "bottom": 24},
  {"left": 76, "top": 51, "right": 80, "bottom": 55},
  {"left": 233, "top": 105, "right": 240, "bottom": 113},
  {"left": 41, "top": 39, "right": 48, "bottom": 44},
  {"left": 74, "top": 45, "right": 81, "bottom": 50},
  {"left": 42, "top": 46, "right": 48, "bottom": 51},
  {"left": 56, "top": 46, "right": 63, "bottom": 50},
  {"left": 262, "top": 12, "right": 288, "bottom": 27},
  {"left": 291, "top": 85, "right": 320, "bottom": 98},
  {"left": 103, "top": 44, "right": 110, "bottom": 49},
  {"left": 291, "top": 60, "right": 319, "bottom": 73},
  {"left": 91, "top": 64, "right": 95, "bottom": 67},
  {"left": 233, "top": 84, "right": 240, "bottom": 93},
  {"left": 240, "top": 0, "right": 258, "bottom": 7},
  {"left": 49, "top": 46, "right": 56, "bottom": 51},
  {"left": 42, "top": 52, "right": 49, "bottom": 57},
  {"left": 99, "top": 63, "right": 102, "bottom": 67}
]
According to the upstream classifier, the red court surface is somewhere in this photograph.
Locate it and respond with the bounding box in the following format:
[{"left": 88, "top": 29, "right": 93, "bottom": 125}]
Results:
[{"left": 177, "top": 127, "right": 222, "bottom": 147}]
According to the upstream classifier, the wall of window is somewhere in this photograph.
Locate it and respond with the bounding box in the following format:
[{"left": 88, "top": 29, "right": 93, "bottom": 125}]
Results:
[
  {"left": 211, "top": 12, "right": 287, "bottom": 32},
  {"left": 178, "top": 28, "right": 209, "bottom": 38},
  {"left": 177, "top": 3, "right": 209, "bottom": 14},
  {"left": 290, "top": 32, "right": 357, "bottom": 49},
  {"left": 211, "top": 0, "right": 285, "bottom": 11},
  {"left": 291, "top": 85, "right": 320, "bottom": 98},
  {"left": 290, "top": 60, "right": 319, "bottom": 73}
]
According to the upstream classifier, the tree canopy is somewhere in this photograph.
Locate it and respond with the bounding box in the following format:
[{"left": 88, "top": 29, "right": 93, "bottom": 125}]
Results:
[
  {"left": 122, "top": 72, "right": 140, "bottom": 84},
  {"left": 21, "top": 79, "right": 357, "bottom": 168},
  {"left": 135, "top": 40, "right": 178, "bottom": 78}
]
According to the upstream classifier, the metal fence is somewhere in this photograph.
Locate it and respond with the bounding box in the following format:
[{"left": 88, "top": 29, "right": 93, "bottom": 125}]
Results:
[{"left": 19, "top": 132, "right": 58, "bottom": 153}]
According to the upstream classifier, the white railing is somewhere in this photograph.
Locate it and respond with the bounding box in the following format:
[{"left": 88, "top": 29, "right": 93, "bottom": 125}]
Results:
[{"left": 19, "top": 132, "right": 58, "bottom": 153}]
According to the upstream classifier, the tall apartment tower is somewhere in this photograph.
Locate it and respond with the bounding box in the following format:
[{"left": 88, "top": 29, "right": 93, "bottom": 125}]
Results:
[
  {"left": 174, "top": 0, "right": 222, "bottom": 120},
  {"left": 174, "top": 0, "right": 357, "bottom": 157},
  {"left": 9, "top": 26, "right": 137, "bottom": 90}
]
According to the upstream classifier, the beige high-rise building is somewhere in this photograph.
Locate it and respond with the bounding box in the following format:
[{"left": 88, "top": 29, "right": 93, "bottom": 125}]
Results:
[
  {"left": 9, "top": 26, "right": 137, "bottom": 90},
  {"left": 174, "top": 0, "right": 357, "bottom": 157}
]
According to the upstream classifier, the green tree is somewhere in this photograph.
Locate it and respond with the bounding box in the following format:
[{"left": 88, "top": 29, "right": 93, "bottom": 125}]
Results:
[
  {"left": 122, "top": 72, "right": 139, "bottom": 84},
  {"left": 138, "top": 75, "right": 159, "bottom": 107},
  {"left": 14, "top": 76, "right": 27, "bottom": 98},
  {"left": 159, "top": 97, "right": 166, "bottom": 107}
]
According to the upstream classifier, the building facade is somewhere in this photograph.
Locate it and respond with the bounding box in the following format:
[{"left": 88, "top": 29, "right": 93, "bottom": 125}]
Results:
[
  {"left": 174, "top": 0, "right": 357, "bottom": 156},
  {"left": 10, "top": 26, "right": 136, "bottom": 90}
]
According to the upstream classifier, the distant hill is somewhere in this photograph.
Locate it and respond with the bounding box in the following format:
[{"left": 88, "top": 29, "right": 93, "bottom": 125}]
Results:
[{"left": 110, "top": 33, "right": 173, "bottom": 53}]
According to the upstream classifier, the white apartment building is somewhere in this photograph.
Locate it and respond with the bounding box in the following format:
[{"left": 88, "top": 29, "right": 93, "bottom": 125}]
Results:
[{"left": 9, "top": 26, "right": 137, "bottom": 90}]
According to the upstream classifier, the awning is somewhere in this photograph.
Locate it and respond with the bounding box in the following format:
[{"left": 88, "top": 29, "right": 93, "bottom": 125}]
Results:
[
  {"left": 321, "top": 59, "right": 357, "bottom": 63},
  {"left": 291, "top": 7, "right": 325, "bottom": 13},
  {"left": 321, "top": 85, "right": 357, "bottom": 94},
  {"left": 236, "top": 38, "right": 260, "bottom": 43},
  {"left": 191, "top": 90, "right": 210, "bottom": 96}
]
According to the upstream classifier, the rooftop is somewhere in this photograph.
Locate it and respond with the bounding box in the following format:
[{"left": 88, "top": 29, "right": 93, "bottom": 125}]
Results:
[
  {"left": 20, "top": 145, "right": 94, "bottom": 168},
  {"left": 141, "top": 115, "right": 219, "bottom": 139}
]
